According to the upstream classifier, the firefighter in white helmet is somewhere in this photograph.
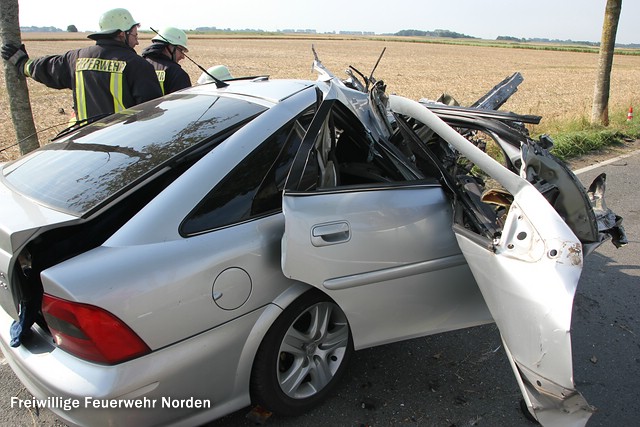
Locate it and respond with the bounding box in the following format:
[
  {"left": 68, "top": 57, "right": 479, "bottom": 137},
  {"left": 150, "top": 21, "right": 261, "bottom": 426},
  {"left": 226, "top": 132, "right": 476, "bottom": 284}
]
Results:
[
  {"left": 142, "top": 27, "right": 192, "bottom": 95},
  {"left": 1, "top": 8, "right": 162, "bottom": 124},
  {"left": 197, "top": 65, "right": 234, "bottom": 85}
]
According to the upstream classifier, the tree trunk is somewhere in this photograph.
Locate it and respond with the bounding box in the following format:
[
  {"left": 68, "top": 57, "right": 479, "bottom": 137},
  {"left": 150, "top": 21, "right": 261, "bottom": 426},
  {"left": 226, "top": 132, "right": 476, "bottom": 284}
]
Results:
[
  {"left": 0, "top": 0, "right": 39, "bottom": 155},
  {"left": 591, "top": 0, "right": 622, "bottom": 126}
]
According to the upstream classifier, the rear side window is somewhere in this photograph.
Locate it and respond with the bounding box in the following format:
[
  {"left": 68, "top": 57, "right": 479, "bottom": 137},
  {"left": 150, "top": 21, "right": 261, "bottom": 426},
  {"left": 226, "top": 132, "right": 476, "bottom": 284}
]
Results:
[{"left": 181, "top": 112, "right": 314, "bottom": 236}]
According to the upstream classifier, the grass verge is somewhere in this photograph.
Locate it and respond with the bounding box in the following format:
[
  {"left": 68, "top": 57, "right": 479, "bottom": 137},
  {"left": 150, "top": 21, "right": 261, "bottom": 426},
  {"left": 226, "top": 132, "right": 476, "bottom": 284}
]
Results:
[{"left": 533, "top": 107, "right": 640, "bottom": 160}]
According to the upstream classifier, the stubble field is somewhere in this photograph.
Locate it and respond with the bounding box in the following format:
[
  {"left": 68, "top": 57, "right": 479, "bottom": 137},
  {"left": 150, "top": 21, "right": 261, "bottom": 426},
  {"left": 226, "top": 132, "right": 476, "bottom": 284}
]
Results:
[{"left": 2, "top": 33, "right": 640, "bottom": 162}]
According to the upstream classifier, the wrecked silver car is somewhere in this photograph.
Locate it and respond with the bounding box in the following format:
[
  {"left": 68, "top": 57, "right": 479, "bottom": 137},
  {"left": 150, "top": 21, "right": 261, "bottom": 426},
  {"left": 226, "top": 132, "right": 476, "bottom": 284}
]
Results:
[{"left": 0, "top": 51, "right": 625, "bottom": 427}]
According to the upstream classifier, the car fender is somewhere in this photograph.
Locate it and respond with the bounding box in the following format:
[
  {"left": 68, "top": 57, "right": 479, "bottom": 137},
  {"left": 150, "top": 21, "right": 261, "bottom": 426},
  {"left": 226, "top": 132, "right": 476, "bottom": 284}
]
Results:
[{"left": 233, "top": 281, "right": 314, "bottom": 394}]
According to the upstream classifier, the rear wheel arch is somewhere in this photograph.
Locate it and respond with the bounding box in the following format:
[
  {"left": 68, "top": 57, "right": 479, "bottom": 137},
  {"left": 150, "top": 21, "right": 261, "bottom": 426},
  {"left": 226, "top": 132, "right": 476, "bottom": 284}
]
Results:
[{"left": 230, "top": 282, "right": 313, "bottom": 394}]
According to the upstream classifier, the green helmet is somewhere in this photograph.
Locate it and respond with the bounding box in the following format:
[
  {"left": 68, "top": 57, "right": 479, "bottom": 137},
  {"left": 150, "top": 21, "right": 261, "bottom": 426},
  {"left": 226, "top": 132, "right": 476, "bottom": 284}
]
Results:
[
  {"left": 197, "top": 65, "right": 233, "bottom": 84},
  {"left": 152, "top": 27, "right": 189, "bottom": 52},
  {"left": 88, "top": 8, "right": 139, "bottom": 39}
]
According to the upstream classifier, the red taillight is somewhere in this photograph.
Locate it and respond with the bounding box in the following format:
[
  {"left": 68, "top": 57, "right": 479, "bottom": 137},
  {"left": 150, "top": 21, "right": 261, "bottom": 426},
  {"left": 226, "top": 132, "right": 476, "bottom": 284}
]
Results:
[{"left": 42, "top": 294, "right": 150, "bottom": 365}]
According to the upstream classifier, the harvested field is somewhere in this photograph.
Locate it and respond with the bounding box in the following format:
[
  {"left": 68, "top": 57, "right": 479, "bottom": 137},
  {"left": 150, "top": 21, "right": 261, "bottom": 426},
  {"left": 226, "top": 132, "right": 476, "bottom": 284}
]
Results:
[{"left": 2, "top": 34, "right": 640, "bottom": 161}]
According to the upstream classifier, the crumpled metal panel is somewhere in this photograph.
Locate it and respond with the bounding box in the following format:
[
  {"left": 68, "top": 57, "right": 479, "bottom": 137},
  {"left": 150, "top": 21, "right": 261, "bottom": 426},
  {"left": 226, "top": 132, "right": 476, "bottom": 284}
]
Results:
[{"left": 388, "top": 95, "right": 594, "bottom": 426}]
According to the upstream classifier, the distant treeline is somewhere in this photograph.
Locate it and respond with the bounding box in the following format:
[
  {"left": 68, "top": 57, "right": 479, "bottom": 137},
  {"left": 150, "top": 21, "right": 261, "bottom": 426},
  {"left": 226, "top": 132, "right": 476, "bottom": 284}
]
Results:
[
  {"left": 497, "top": 35, "right": 640, "bottom": 48},
  {"left": 19, "top": 26, "right": 640, "bottom": 48},
  {"left": 394, "top": 29, "right": 477, "bottom": 39},
  {"left": 398, "top": 31, "right": 639, "bottom": 49},
  {"left": 21, "top": 26, "right": 63, "bottom": 32},
  {"left": 500, "top": 35, "right": 601, "bottom": 44}
]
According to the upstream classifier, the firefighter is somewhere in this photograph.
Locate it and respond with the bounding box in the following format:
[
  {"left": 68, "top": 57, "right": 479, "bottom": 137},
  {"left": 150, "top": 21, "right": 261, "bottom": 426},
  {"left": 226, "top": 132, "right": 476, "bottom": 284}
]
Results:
[
  {"left": 142, "top": 27, "right": 192, "bottom": 95},
  {"left": 196, "top": 65, "right": 234, "bottom": 85},
  {"left": 1, "top": 8, "right": 162, "bottom": 124}
]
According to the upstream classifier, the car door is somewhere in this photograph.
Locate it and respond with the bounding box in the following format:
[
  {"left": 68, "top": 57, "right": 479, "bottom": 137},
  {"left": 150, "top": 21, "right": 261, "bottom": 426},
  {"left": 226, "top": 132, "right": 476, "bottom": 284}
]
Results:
[
  {"left": 452, "top": 191, "right": 593, "bottom": 427},
  {"left": 388, "top": 94, "right": 594, "bottom": 426},
  {"left": 281, "top": 84, "right": 492, "bottom": 350}
]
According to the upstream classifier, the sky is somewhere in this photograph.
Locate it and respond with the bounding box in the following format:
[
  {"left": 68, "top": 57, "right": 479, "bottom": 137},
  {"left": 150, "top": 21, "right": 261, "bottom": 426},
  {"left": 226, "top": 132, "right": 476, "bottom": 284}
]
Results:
[{"left": 17, "top": 0, "right": 640, "bottom": 45}]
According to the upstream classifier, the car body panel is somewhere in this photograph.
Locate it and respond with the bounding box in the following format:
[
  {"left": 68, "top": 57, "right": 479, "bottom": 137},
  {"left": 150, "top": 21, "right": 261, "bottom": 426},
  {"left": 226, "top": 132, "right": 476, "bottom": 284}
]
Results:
[
  {"left": 41, "top": 214, "right": 293, "bottom": 350},
  {"left": 188, "top": 78, "right": 315, "bottom": 105},
  {"left": 454, "top": 216, "right": 593, "bottom": 426},
  {"left": 388, "top": 95, "right": 594, "bottom": 425},
  {"left": 0, "top": 302, "right": 273, "bottom": 427},
  {"left": 281, "top": 185, "right": 493, "bottom": 350}
]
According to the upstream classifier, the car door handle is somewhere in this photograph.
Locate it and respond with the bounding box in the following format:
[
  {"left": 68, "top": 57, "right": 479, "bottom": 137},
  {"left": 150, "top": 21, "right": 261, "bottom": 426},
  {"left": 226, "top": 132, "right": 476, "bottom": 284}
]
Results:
[{"left": 311, "top": 221, "right": 350, "bottom": 247}]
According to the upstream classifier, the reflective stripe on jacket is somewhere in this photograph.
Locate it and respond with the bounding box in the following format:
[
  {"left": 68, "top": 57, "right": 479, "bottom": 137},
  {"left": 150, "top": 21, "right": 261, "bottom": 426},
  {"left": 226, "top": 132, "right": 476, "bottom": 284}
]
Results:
[
  {"left": 25, "top": 39, "right": 163, "bottom": 121},
  {"left": 141, "top": 43, "right": 191, "bottom": 95}
]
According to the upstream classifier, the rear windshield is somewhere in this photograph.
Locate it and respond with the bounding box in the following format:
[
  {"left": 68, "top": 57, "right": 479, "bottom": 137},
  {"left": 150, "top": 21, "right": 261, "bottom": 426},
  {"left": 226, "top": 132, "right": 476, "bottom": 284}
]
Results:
[{"left": 2, "top": 94, "right": 267, "bottom": 216}]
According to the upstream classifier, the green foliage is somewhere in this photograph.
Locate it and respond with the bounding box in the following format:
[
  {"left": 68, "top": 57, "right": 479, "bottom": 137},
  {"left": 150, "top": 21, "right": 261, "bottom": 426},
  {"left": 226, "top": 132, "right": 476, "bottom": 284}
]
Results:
[
  {"left": 497, "top": 36, "right": 526, "bottom": 42},
  {"left": 395, "top": 29, "right": 477, "bottom": 39},
  {"left": 538, "top": 108, "right": 640, "bottom": 160},
  {"left": 370, "top": 36, "right": 640, "bottom": 55},
  {"left": 66, "top": 24, "right": 78, "bottom": 33},
  {"left": 550, "top": 129, "right": 624, "bottom": 160}
]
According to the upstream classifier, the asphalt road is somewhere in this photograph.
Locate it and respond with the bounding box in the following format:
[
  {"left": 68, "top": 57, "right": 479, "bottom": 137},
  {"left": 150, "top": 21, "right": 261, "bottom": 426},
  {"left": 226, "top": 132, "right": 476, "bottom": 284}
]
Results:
[{"left": 1, "top": 147, "right": 638, "bottom": 427}]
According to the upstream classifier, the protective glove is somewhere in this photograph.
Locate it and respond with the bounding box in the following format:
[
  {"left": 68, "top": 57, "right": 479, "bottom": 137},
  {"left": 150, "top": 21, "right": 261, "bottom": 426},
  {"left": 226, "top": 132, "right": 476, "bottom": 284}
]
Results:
[{"left": 1, "top": 43, "right": 29, "bottom": 69}]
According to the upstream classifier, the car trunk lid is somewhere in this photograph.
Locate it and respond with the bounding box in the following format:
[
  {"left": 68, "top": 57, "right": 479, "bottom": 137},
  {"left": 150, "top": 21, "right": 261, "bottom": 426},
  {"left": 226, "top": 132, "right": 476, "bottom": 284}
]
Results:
[{"left": 0, "top": 176, "right": 77, "bottom": 319}]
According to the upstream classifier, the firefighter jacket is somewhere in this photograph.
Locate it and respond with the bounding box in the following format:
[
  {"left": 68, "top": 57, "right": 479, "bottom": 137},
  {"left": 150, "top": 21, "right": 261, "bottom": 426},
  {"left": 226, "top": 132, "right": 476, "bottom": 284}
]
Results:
[
  {"left": 141, "top": 43, "right": 192, "bottom": 95},
  {"left": 23, "top": 39, "right": 163, "bottom": 122}
]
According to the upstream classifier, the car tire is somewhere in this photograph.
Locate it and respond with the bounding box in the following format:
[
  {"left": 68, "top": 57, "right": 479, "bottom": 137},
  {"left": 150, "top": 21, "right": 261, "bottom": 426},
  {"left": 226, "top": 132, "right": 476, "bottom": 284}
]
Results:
[{"left": 250, "top": 289, "right": 353, "bottom": 416}]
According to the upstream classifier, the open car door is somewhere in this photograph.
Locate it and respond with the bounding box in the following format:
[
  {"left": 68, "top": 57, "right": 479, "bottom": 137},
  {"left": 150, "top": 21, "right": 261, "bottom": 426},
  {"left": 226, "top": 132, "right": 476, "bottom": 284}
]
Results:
[
  {"left": 451, "top": 186, "right": 593, "bottom": 426},
  {"left": 388, "top": 95, "right": 627, "bottom": 426},
  {"left": 280, "top": 83, "right": 492, "bottom": 350}
]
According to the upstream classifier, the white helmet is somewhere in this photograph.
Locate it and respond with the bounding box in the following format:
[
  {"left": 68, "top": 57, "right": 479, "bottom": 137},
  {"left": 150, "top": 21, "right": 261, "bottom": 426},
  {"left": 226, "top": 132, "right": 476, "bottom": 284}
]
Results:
[
  {"left": 89, "top": 8, "right": 139, "bottom": 39},
  {"left": 197, "top": 65, "right": 233, "bottom": 84},
  {"left": 152, "top": 27, "right": 189, "bottom": 52}
]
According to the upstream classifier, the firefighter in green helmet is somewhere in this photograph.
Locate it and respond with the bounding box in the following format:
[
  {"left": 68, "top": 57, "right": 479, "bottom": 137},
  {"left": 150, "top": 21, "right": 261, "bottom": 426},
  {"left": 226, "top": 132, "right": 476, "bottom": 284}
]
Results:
[
  {"left": 142, "top": 27, "right": 192, "bottom": 95},
  {"left": 1, "top": 8, "right": 162, "bottom": 125}
]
